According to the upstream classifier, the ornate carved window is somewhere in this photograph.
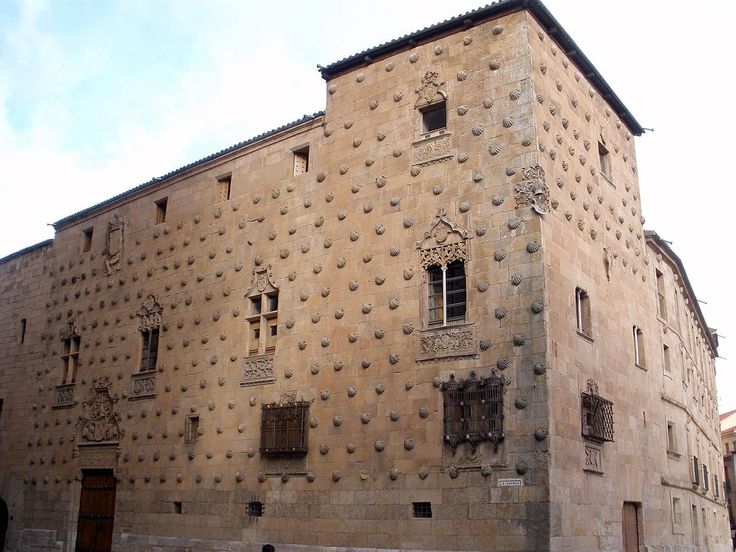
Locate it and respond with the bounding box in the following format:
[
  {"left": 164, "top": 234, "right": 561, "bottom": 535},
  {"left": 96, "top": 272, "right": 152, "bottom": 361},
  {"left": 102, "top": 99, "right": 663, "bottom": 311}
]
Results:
[
  {"left": 60, "top": 319, "right": 81, "bottom": 386},
  {"left": 580, "top": 379, "right": 614, "bottom": 443},
  {"left": 441, "top": 372, "right": 504, "bottom": 452},
  {"left": 137, "top": 295, "right": 162, "bottom": 373},
  {"left": 246, "top": 264, "right": 278, "bottom": 357},
  {"left": 418, "top": 209, "right": 470, "bottom": 328},
  {"left": 260, "top": 401, "right": 309, "bottom": 456},
  {"left": 415, "top": 71, "right": 448, "bottom": 139}
]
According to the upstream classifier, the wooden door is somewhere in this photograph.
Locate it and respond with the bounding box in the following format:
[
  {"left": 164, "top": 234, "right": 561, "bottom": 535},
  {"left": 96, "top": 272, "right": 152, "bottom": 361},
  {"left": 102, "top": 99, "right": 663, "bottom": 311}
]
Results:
[
  {"left": 75, "top": 470, "right": 116, "bottom": 552},
  {"left": 622, "top": 502, "right": 640, "bottom": 552}
]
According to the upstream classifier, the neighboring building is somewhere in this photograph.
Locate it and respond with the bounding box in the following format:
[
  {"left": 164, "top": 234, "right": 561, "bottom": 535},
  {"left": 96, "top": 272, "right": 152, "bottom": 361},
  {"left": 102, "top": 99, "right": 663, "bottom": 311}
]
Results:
[
  {"left": 723, "top": 409, "right": 736, "bottom": 546},
  {"left": 0, "top": 0, "right": 731, "bottom": 551}
]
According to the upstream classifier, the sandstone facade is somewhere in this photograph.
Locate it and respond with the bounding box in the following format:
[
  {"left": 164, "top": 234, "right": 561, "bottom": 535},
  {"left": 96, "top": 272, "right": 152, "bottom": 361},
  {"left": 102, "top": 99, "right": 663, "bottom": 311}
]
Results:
[{"left": 0, "top": 1, "right": 730, "bottom": 551}]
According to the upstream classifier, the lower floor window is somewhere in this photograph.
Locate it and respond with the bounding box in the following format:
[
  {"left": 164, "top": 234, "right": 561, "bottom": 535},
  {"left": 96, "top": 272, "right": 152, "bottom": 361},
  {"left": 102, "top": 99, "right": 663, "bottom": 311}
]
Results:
[
  {"left": 260, "top": 401, "right": 309, "bottom": 456},
  {"left": 442, "top": 372, "right": 504, "bottom": 450}
]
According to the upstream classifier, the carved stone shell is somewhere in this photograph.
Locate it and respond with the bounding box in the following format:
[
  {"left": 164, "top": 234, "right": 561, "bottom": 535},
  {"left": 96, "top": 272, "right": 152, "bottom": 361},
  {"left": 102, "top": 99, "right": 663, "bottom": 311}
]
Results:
[
  {"left": 393, "top": 148, "right": 403, "bottom": 158},
  {"left": 377, "top": 131, "right": 386, "bottom": 141},
  {"left": 348, "top": 333, "right": 358, "bottom": 343},
  {"left": 477, "top": 280, "right": 489, "bottom": 292},
  {"left": 492, "top": 194, "right": 505, "bottom": 206},
  {"left": 328, "top": 84, "right": 337, "bottom": 95},
  {"left": 309, "top": 417, "right": 319, "bottom": 428},
  {"left": 320, "top": 390, "right": 330, "bottom": 401},
  {"left": 457, "top": 69, "right": 468, "bottom": 81},
  {"left": 375, "top": 384, "right": 386, "bottom": 394},
  {"left": 494, "top": 307, "right": 507, "bottom": 319},
  {"left": 463, "top": 35, "right": 472, "bottom": 45},
  {"left": 347, "top": 386, "right": 357, "bottom": 397},
  {"left": 456, "top": 105, "right": 469, "bottom": 116},
  {"left": 409, "top": 52, "right": 418, "bottom": 63},
  {"left": 374, "top": 440, "right": 385, "bottom": 452},
  {"left": 472, "top": 124, "right": 484, "bottom": 136},
  {"left": 488, "top": 142, "right": 502, "bottom": 156},
  {"left": 390, "top": 411, "right": 401, "bottom": 421},
  {"left": 457, "top": 152, "right": 469, "bottom": 163},
  {"left": 346, "top": 443, "right": 357, "bottom": 453},
  {"left": 403, "top": 217, "right": 414, "bottom": 228},
  {"left": 403, "top": 268, "right": 414, "bottom": 280},
  {"left": 534, "top": 362, "right": 546, "bottom": 375},
  {"left": 374, "top": 328, "right": 385, "bottom": 339},
  {"left": 496, "top": 358, "right": 510, "bottom": 371},
  {"left": 361, "top": 413, "right": 371, "bottom": 424},
  {"left": 534, "top": 428, "right": 548, "bottom": 441},
  {"left": 410, "top": 165, "right": 421, "bottom": 177},
  {"left": 298, "top": 340, "right": 307, "bottom": 350},
  {"left": 361, "top": 303, "right": 373, "bottom": 314},
  {"left": 515, "top": 397, "right": 528, "bottom": 409},
  {"left": 332, "top": 416, "right": 343, "bottom": 427},
  {"left": 350, "top": 231, "right": 359, "bottom": 242},
  {"left": 389, "top": 298, "right": 400, "bottom": 310},
  {"left": 369, "top": 99, "right": 378, "bottom": 110},
  {"left": 531, "top": 301, "right": 544, "bottom": 314},
  {"left": 349, "top": 280, "right": 359, "bottom": 291},
  {"left": 503, "top": 117, "right": 514, "bottom": 128},
  {"left": 339, "top": 165, "right": 349, "bottom": 175},
  {"left": 419, "top": 407, "right": 430, "bottom": 419},
  {"left": 335, "top": 309, "right": 345, "bottom": 320},
  {"left": 362, "top": 358, "right": 372, "bottom": 369},
  {"left": 479, "top": 339, "right": 491, "bottom": 351},
  {"left": 336, "top": 257, "right": 346, "bottom": 268},
  {"left": 403, "top": 323, "right": 414, "bottom": 334},
  {"left": 493, "top": 250, "right": 507, "bottom": 262},
  {"left": 393, "top": 91, "right": 403, "bottom": 102},
  {"left": 527, "top": 240, "right": 542, "bottom": 253},
  {"left": 476, "top": 226, "right": 487, "bottom": 236},
  {"left": 489, "top": 59, "right": 501, "bottom": 70},
  {"left": 375, "top": 224, "right": 386, "bottom": 235},
  {"left": 389, "top": 246, "right": 400, "bottom": 257},
  {"left": 513, "top": 334, "right": 526, "bottom": 346},
  {"left": 332, "top": 471, "right": 341, "bottom": 482},
  {"left": 483, "top": 98, "right": 494, "bottom": 109}
]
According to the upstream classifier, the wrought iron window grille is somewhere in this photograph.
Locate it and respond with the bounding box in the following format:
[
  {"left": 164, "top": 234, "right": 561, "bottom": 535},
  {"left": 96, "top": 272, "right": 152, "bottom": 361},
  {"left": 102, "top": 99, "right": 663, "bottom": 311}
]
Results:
[
  {"left": 580, "top": 379, "right": 614, "bottom": 443},
  {"left": 260, "top": 401, "right": 309, "bottom": 456},
  {"left": 441, "top": 371, "right": 504, "bottom": 452},
  {"left": 184, "top": 415, "right": 199, "bottom": 444}
]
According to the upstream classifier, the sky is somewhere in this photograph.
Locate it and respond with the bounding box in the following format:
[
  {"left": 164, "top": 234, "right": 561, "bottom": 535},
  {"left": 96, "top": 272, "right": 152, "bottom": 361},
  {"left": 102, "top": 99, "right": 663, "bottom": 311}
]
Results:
[{"left": 0, "top": 0, "right": 734, "bottom": 412}]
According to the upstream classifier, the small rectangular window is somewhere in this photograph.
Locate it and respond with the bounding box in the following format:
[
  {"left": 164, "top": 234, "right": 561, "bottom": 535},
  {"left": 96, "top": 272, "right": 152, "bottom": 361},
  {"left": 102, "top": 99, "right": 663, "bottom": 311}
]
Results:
[
  {"left": 692, "top": 456, "right": 700, "bottom": 485},
  {"left": 173, "top": 501, "right": 182, "bottom": 514},
  {"left": 633, "top": 325, "right": 645, "bottom": 367},
  {"left": 217, "top": 174, "right": 232, "bottom": 201},
  {"left": 251, "top": 297, "right": 262, "bottom": 315},
  {"left": 247, "top": 501, "right": 264, "bottom": 517},
  {"left": 663, "top": 345, "right": 671, "bottom": 374},
  {"left": 412, "top": 502, "right": 432, "bottom": 519},
  {"left": 155, "top": 198, "right": 168, "bottom": 224},
  {"left": 703, "top": 465, "right": 709, "bottom": 491},
  {"left": 598, "top": 142, "right": 611, "bottom": 180},
  {"left": 61, "top": 335, "right": 81, "bottom": 384},
  {"left": 420, "top": 101, "right": 446, "bottom": 134},
  {"left": 666, "top": 421, "right": 677, "bottom": 453},
  {"left": 293, "top": 146, "right": 309, "bottom": 176},
  {"left": 0, "top": 398, "right": 4, "bottom": 421},
  {"left": 575, "top": 288, "right": 592, "bottom": 337},
  {"left": 18, "top": 318, "right": 26, "bottom": 344},
  {"left": 82, "top": 228, "right": 93, "bottom": 253},
  {"left": 656, "top": 269, "right": 667, "bottom": 320},
  {"left": 185, "top": 415, "right": 199, "bottom": 444},
  {"left": 427, "top": 261, "right": 466, "bottom": 327},
  {"left": 140, "top": 328, "right": 159, "bottom": 372},
  {"left": 249, "top": 322, "right": 261, "bottom": 356}
]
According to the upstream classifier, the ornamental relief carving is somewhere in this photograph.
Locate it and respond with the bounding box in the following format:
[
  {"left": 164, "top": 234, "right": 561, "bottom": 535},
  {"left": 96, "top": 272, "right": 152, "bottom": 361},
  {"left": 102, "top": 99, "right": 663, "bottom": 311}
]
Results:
[
  {"left": 415, "top": 71, "right": 446, "bottom": 108},
  {"left": 242, "top": 355, "right": 276, "bottom": 387},
  {"left": 78, "top": 377, "right": 123, "bottom": 444},
  {"left": 514, "top": 165, "right": 550, "bottom": 215},
  {"left": 104, "top": 214, "right": 125, "bottom": 275},
  {"left": 137, "top": 294, "right": 162, "bottom": 331},
  {"left": 417, "top": 325, "right": 477, "bottom": 362},
  {"left": 413, "top": 134, "right": 453, "bottom": 166},
  {"left": 130, "top": 371, "right": 156, "bottom": 398},
  {"left": 417, "top": 208, "right": 470, "bottom": 269},
  {"left": 245, "top": 263, "right": 278, "bottom": 297}
]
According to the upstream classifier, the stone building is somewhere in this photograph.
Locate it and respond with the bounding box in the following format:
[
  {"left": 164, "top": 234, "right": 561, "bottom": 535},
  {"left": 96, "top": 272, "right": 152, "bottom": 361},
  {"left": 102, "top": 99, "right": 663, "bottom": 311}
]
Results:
[
  {"left": 0, "top": 0, "right": 730, "bottom": 551},
  {"left": 722, "top": 410, "right": 736, "bottom": 547}
]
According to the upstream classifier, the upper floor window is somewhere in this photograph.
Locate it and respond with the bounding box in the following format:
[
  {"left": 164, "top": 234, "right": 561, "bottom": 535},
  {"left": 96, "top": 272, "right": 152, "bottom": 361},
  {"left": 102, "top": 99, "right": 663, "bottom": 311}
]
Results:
[
  {"left": 442, "top": 372, "right": 504, "bottom": 451},
  {"left": 18, "top": 318, "right": 26, "bottom": 344},
  {"left": 420, "top": 100, "right": 447, "bottom": 135},
  {"left": 580, "top": 379, "right": 614, "bottom": 443},
  {"left": 185, "top": 415, "right": 200, "bottom": 444},
  {"left": 663, "top": 344, "right": 671, "bottom": 374},
  {"left": 155, "top": 197, "right": 168, "bottom": 224},
  {"left": 82, "top": 227, "right": 93, "bottom": 253},
  {"left": 246, "top": 264, "right": 279, "bottom": 356},
  {"left": 666, "top": 421, "right": 677, "bottom": 453},
  {"left": 260, "top": 401, "right": 309, "bottom": 456},
  {"left": 633, "top": 325, "right": 646, "bottom": 368},
  {"left": 137, "top": 295, "right": 162, "bottom": 372},
  {"left": 598, "top": 142, "right": 611, "bottom": 181},
  {"left": 61, "top": 333, "right": 81, "bottom": 384},
  {"left": 217, "top": 174, "right": 232, "bottom": 201},
  {"left": 692, "top": 456, "right": 700, "bottom": 486},
  {"left": 575, "top": 287, "right": 592, "bottom": 338},
  {"left": 656, "top": 269, "right": 667, "bottom": 320},
  {"left": 428, "top": 260, "right": 466, "bottom": 326},
  {"left": 293, "top": 146, "right": 309, "bottom": 176}
]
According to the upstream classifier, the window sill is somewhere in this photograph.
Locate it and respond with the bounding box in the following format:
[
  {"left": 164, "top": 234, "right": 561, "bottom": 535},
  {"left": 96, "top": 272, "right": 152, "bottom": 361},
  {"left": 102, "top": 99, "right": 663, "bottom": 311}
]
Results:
[
  {"left": 635, "top": 363, "right": 647, "bottom": 371},
  {"left": 416, "top": 128, "right": 448, "bottom": 141},
  {"left": 600, "top": 172, "right": 615, "bottom": 188},
  {"left": 666, "top": 450, "right": 681, "bottom": 460},
  {"left": 576, "top": 330, "right": 594, "bottom": 343}
]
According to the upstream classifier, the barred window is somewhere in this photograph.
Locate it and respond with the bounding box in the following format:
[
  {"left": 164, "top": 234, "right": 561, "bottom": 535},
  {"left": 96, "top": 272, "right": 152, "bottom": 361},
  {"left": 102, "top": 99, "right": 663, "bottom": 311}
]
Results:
[
  {"left": 581, "top": 386, "right": 614, "bottom": 443},
  {"left": 184, "top": 415, "right": 199, "bottom": 444},
  {"left": 441, "top": 373, "right": 504, "bottom": 451},
  {"left": 260, "top": 401, "right": 309, "bottom": 456}
]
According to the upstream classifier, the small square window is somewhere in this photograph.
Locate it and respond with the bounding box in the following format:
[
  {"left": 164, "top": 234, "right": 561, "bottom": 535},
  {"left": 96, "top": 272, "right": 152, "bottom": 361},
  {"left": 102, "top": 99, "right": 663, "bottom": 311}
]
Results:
[
  {"left": 217, "top": 174, "right": 232, "bottom": 201},
  {"left": 412, "top": 502, "right": 432, "bottom": 518},
  {"left": 247, "top": 501, "right": 264, "bottom": 517},
  {"left": 420, "top": 101, "right": 446, "bottom": 134},
  {"left": 598, "top": 142, "right": 611, "bottom": 180},
  {"left": 155, "top": 198, "right": 168, "bottom": 224},
  {"left": 82, "top": 228, "right": 93, "bottom": 252},
  {"left": 575, "top": 288, "right": 592, "bottom": 337},
  {"left": 293, "top": 146, "right": 309, "bottom": 176}
]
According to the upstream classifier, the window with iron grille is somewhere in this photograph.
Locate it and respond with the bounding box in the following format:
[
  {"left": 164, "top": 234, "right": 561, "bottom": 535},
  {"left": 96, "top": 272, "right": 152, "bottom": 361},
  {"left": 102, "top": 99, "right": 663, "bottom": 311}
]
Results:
[
  {"left": 441, "top": 373, "right": 504, "bottom": 451},
  {"left": 184, "top": 415, "right": 199, "bottom": 444},
  {"left": 580, "top": 388, "right": 614, "bottom": 443},
  {"left": 412, "top": 502, "right": 432, "bottom": 518},
  {"left": 260, "top": 401, "right": 309, "bottom": 456},
  {"left": 247, "top": 501, "right": 264, "bottom": 517},
  {"left": 692, "top": 456, "right": 700, "bottom": 486}
]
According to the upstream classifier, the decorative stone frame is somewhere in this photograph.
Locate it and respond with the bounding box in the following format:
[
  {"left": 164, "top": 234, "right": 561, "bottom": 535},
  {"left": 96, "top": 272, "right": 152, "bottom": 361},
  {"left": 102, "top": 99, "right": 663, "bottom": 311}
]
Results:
[
  {"left": 130, "top": 295, "right": 162, "bottom": 400},
  {"left": 244, "top": 264, "right": 279, "bottom": 385},
  {"left": 416, "top": 209, "right": 476, "bottom": 362},
  {"left": 412, "top": 71, "right": 452, "bottom": 167},
  {"left": 56, "top": 317, "right": 81, "bottom": 408}
]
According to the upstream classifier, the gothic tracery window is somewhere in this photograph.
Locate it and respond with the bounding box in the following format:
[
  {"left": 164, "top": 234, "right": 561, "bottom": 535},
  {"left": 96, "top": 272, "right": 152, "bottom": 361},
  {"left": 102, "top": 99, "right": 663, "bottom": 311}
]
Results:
[
  {"left": 246, "top": 264, "right": 279, "bottom": 356},
  {"left": 137, "top": 295, "right": 162, "bottom": 373}
]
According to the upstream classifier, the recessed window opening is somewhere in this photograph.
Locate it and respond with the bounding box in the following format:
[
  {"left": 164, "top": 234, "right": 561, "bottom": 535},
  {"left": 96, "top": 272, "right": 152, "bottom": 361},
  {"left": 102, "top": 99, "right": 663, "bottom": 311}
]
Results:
[
  {"left": 260, "top": 401, "right": 309, "bottom": 456},
  {"left": 663, "top": 344, "right": 671, "bottom": 374},
  {"left": 217, "top": 174, "right": 232, "bottom": 201},
  {"left": 672, "top": 497, "right": 682, "bottom": 525},
  {"left": 412, "top": 502, "right": 432, "bottom": 518},
  {"left": 185, "top": 415, "right": 199, "bottom": 444},
  {"left": 598, "top": 142, "right": 611, "bottom": 180},
  {"left": 293, "top": 146, "right": 309, "bottom": 176},
  {"left": 248, "top": 291, "right": 278, "bottom": 356},
  {"left": 420, "top": 101, "right": 446, "bottom": 134},
  {"left": 247, "top": 501, "right": 264, "bottom": 517},
  {"left": 82, "top": 228, "right": 93, "bottom": 252},
  {"left": 428, "top": 260, "right": 466, "bottom": 326},
  {"left": 575, "top": 288, "right": 591, "bottom": 337},
  {"left": 666, "top": 421, "right": 677, "bottom": 452},
  {"left": 19, "top": 318, "right": 26, "bottom": 344},
  {"left": 173, "top": 501, "right": 182, "bottom": 514},
  {"left": 656, "top": 269, "right": 667, "bottom": 319},
  {"left": 61, "top": 335, "right": 81, "bottom": 384},
  {"left": 155, "top": 198, "right": 168, "bottom": 224},
  {"left": 140, "top": 328, "right": 160, "bottom": 372},
  {"left": 633, "top": 325, "right": 645, "bottom": 367}
]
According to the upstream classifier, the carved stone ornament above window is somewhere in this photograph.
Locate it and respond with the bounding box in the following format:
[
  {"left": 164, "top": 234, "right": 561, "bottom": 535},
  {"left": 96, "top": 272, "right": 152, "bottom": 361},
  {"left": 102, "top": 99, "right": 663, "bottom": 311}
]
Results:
[
  {"left": 514, "top": 165, "right": 551, "bottom": 215},
  {"left": 415, "top": 71, "right": 447, "bottom": 108},
  {"left": 245, "top": 263, "right": 278, "bottom": 297},
  {"left": 60, "top": 317, "right": 81, "bottom": 341},
  {"left": 242, "top": 355, "right": 276, "bottom": 387},
  {"left": 137, "top": 294, "right": 162, "bottom": 332},
  {"left": 78, "top": 377, "right": 123, "bottom": 444},
  {"left": 417, "top": 324, "right": 477, "bottom": 362},
  {"left": 104, "top": 213, "right": 125, "bottom": 275},
  {"left": 416, "top": 208, "right": 470, "bottom": 269}
]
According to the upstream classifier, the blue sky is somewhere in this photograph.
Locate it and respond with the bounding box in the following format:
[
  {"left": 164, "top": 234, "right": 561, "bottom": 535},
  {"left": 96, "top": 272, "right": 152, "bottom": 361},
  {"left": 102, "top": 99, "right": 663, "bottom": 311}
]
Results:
[{"left": 0, "top": 0, "right": 734, "bottom": 411}]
